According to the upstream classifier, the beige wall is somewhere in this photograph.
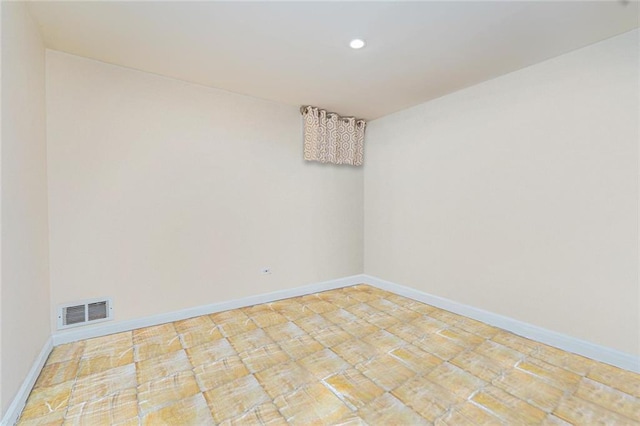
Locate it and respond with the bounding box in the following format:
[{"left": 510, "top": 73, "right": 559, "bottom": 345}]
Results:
[
  {"left": 1, "top": 1, "right": 50, "bottom": 416},
  {"left": 364, "top": 30, "right": 639, "bottom": 355},
  {"left": 46, "top": 50, "right": 363, "bottom": 333}
]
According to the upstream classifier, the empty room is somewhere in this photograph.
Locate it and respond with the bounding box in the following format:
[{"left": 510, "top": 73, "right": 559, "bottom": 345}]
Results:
[{"left": 1, "top": 1, "right": 639, "bottom": 425}]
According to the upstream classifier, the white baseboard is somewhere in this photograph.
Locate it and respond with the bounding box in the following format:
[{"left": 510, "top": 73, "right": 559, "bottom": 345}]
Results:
[
  {"left": 52, "top": 274, "right": 367, "bottom": 346},
  {"left": 1, "top": 337, "right": 53, "bottom": 426},
  {"left": 362, "top": 274, "right": 639, "bottom": 373}
]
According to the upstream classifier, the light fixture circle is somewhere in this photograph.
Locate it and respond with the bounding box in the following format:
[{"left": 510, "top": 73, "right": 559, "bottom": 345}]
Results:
[{"left": 349, "top": 39, "right": 366, "bottom": 49}]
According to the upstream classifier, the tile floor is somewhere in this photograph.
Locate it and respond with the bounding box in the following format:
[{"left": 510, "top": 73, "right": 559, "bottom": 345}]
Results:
[{"left": 18, "top": 285, "right": 640, "bottom": 425}]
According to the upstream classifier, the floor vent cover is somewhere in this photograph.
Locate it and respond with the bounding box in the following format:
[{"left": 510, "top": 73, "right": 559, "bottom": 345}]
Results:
[{"left": 57, "top": 298, "right": 113, "bottom": 329}]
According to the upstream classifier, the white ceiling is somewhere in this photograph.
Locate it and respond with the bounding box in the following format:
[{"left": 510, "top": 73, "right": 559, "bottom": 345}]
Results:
[{"left": 28, "top": 1, "right": 638, "bottom": 120}]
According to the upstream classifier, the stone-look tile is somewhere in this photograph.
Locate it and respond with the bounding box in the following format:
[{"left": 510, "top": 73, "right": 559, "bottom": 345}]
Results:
[
  {"left": 138, "top": 371, "right": 200, "bottom": 415},
  {"left": 219, "top": 403, "right": 287, "bottom": 426},
  {"left": 34, "top": 360, "right": 78, "bottom": 388},
  {"left": 294, "top": 314, "right": 334, "bottom": 334},
  {"left": 362, "top": 329, "right": 406, "bottom": 354},
  {"left": 434, "top": 402, "right": 504, "bottom": 425},
  {"left": 274, "top": 383, "right": 351, "bottom": 425},
  {"left": 390, "top": 344, "right": 442, "bottom": 374},
  {"left": 553, "top": 395, "right": 637, "bottom": 424},
  {"left": 358, "top": 393, "right": 428, "bottom": 425},
  {"left": 413, "top": 333, "right": 466, "bottom": 361},
  {"left": 136, "top": 350, "right": 192, "bottom": 385},
  {"left": 299, "top": 349, "right": 350, "bottom": 379},
  {"left": 65, "top": 388, "right": 138, "bottom": 425},
  {"left": 426, "top": 362, "right": 486, "bottom": 400},
  {"left": 204, "top": 375, "right": 270, "bottom": 423},
  {"left": 228, "top": 329, "right": 274, "bottom": 353},
  {"left": 194, "top": 356, "right": 249, "bottom": 391},
  {"left": 185, "top": 338, "right": 236, "bottom": 367},
  {"left": 263, "top": 322, "right": 306, "bottom": 342},
  {"left": 332, "top": 339, "right": 378, "bottom": 365},
  {"left": 491, "top": 330, "right": 539, "bottom": 353},
  {"left": 278, "top": 335, "right": 324, "bottom": 360},
  {"left": 493, "top": 368, "right": 564, "bottom": 412},
  {"left": 133, "top": 329, "right": 182, "bottom": 363},
  {"left": 516, "top": 357, "right": 581, "bottom": 390},
  {"left": 69, "top": 364, "right": 137, "bottom": 406},
  {"left": 575, "top": 377, "right": 640, "bottom": 420},
  {"left": 256, "top": 361, "right": 316, "bottom": 399},
  {"left": 325, "top": 369, "right": 384, "bottom": 409},
  {"left": 532, "top": 344, "right": 595, "bottom": 376},
  {"left": 472, "top": 386, "right": 547, "bottom": 424},
  {"left": 47, "top": 342, "right": 84, "bottom": 364},
  {"left": 438, "top": 327, "right": 484, "bottom": 349},
  {"left": 17, "top": 284, "right": 640, "bottom": 426},
  {"left": 587, "top": 362, "right": 640, "bottom": 398},
  {"left": 142, "top": 393, "right": 215, "bottom": 425},
  {"left": 310, "top": 325, "right": 353, "bottom": 347},
  {"left": 392, "top": 375, "right": 461, "bottom": 421},
  {"left": 357, "top": 355, "right": 416, "bottom": 391},
  {"left": 474, "top": 340, "right": 524, "bottom": 368},
  {"left": 239, "top": 344, "right": 290, "bottom": 373},
  {"left": 19, "top": 381, "right": 73, "bottom": 421},
  {"left": 16, "top": 409, "right": 65, "bottom": 426},
  {"left": 450, "top": 350, "right": 504, "bottom": 382}
]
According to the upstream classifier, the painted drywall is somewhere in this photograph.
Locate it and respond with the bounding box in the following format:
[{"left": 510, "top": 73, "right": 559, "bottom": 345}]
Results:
[
  {"left": 46, "top": 50, "right": 363, "bottom": 333},
  {"left": 364, "top": 30, "right": 639, "bottom": 356},
  {"left": 1, "top": 1, "right": 50, "bottom": 416}
]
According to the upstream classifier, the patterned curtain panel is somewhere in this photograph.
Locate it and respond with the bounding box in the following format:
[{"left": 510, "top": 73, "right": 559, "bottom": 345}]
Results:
[{"left": 301, "top": 105, "right": 366, "bottom": 166}]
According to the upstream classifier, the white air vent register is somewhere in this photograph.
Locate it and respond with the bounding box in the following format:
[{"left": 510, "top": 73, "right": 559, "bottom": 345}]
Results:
[{"left": 57, "top": 298, "right": 113, "bottom": 329}]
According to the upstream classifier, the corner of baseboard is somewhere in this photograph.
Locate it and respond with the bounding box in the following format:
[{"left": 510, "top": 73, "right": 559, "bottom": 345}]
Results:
[{"left": 1, "top": 337, "right": 53, "bottom": 426}]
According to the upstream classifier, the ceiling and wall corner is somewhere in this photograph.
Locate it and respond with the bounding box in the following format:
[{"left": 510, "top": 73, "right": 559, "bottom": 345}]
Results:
[{"left": 26, "top": 1, "right": 638, "bottom": 120}]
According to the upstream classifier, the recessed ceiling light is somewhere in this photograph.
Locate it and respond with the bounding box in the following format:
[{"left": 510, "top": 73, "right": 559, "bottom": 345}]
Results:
[{"left": 349, "top": 39, "right": 366, "bottom": 49}]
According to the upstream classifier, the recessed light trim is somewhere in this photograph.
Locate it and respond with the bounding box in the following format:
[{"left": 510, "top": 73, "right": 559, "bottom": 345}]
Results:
[{"left": 349, "top": 39, "right": 366, "bottom": 49}]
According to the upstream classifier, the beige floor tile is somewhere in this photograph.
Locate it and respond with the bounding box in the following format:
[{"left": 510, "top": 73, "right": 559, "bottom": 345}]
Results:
[
  {"left": 178, "top": 326, "right": 223, "bottom": 349},
  {"left": 540, "top": 414, "right": 573, "bottom": 425},
  {"left": 83, "top": 332, "right": 133, "bottom": 358},
  {"left": 336, "top": 319, "right": 379, "bottom": 339},
  {"left": 426, "top": 362, "right": 486, "bottom": 400},
  {"left": 227, "top": 329, "right": 274, "bottom": 353},
  {"left": 314, "top": 290, "right": 361, "bottom": 309},
  {"left": 256, "top": 361, "right": 316, "bottom": 399},
  {"left": 239, "top": 343, "right": 290, "bottom": 373},
  {"left": 429, "top": 308, "right": 466, "bottom": 325},
  {"left": 532, "top": 344, "right": 596, "bottom": 376},
  {"left": 185, "top": 338, "right": 237, "bottom": 367},
  {"left": 492, "top": 368, "right": 564, "bottom": 412},
  {"left": 413, "top": 333, "right": 466, "bottom": 361},
  {"left": 219, "top": 403, "right": 287, "bottom": 426},
  {"left": 325, "top": 368, "right": 384, "bottom": 409},
  {"left": 173, "top": 315, "right": 215, "bottom": 333},
  {"left": 133, "top": 323, "right": 177, "bottom": 343},
  {"left": 274, "top": 383, "right": 351, "bottom": 425},
  {"left": 575, "top": 377, "right": 640, "bottom": 420},
  {"left": 136, "top": 349, "right": 192, "bottom": 384},
  {"left": 438, "top": 327, "right": 484, "bottom": 349},
  {"left": 138, "top": 371, "right": 200, "bottom": 415},
  {"left": 20, "top": 381, "right": 73, "bottom": 421},
  {"left": 204, "top": 375, "right": 270, "bottom": 423},
  {"left": 69, "top": 364, "right": 136, "bottom": 406},
  {"left": 472, "top": 385, "right": 547, "bottom": 424},
  {"left": 263, "top": 321, "right": 306, "bottom": 342},
  {"left": 357, "top": 355, "right": 416, "bottom": 391},
  {"left": 358, "top": 393, "right": 428, "bottom": 425},
  {"left": 278, "top": 335, "right": 324, "bottom": 360},
  {"left": 434, "top": 402, "right": 504, "bottom": 425},
  {"left": 491, "top": 330, "right": 539, "bottom": 354},
  {"left": 310, "top": 325, "right": 353, "bottom": 347},
  {"left": 474, "top": 340, "right": 524, "bottom": 368},
  {"left": 386, "top": 322, "right": 430, "bottom": 343},
  {"left": 587, "top": 362, "right": 640, "bottom": 398},
  {"left": 78, "top": 348, "right": 134, "bottom": 378},
  {"left": 361, "top": 329, "right": 406, "bottom": 354},
  {"left": 34, "top": 360, "right": 78, "bottom": 388},
  {"left": 269, "top": 299, "right": 314, "bottom": 321},
  {"left": 294, "top": 314, "right": 334, "bottom": 334},
  {"left": 392, "top": 375, "right": 461, "bottom": 421},
  {"left": 516, "top": 357, "right": 581, "bottom": 390},
  {"left": 213, "top": 315, "right": 258, "bottom": 338},
  {"left": 450, "top": 350, "right": 505, "bottom": 384},
  {"left": 194, "top": 355, "right": 249, "bottom": 391},
  {"left": 142, "top": 393, "right": 214, "bottom": 425},
  {"left": 16, "top": 409, "right": 65, "bottom": 426},
  {"left": 47, "top": 342, "right": 84, "bottom": 364},
  {"left": 133, "top": 332, "right": 182, "bottom": 362},
  {"left": 321, "top": 308, "right": 359, "bottom": 325},
  {"left": 332, "top": 339, "right": 378, "bottom": 366},
  {"left": 410, "top": 315, "right": 449, "bottom": 334},
  {"left": 389, "top": 344, "right": 442, "bottom": 374},
  {"left": 249, "top": 311, "right": 289, "bottom": 328},
  {"left": 299, "top": 349, "right": 350, "bottom": 380},
  {"left": 65, "top": 388, "right": 138, "bottom": 425},
  {"left": 553, "top": 394, "right": 637, "bottom": 424},
  {"left": 454, "top": 317, "right": 499, "bottom": 339},
  {"left": 305, "top": 300, "right": 338, "bottom": 314}
]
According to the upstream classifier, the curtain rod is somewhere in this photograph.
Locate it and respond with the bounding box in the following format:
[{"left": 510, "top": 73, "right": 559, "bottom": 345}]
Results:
[{"left": 299, "top": 105, "right": 365, "bottom": 123}]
